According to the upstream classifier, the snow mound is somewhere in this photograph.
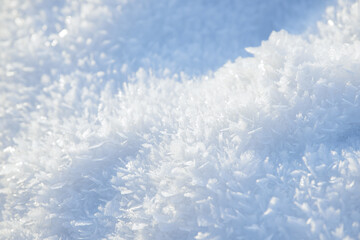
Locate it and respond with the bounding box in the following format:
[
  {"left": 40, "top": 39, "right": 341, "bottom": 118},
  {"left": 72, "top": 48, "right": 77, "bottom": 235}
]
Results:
[{"left": 1, "top": 0, "right": 360, "bottom": 239}]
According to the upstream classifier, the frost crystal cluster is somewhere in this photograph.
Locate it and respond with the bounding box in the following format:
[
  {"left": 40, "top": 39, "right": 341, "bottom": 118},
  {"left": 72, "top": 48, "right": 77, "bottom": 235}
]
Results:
[{"left": 1, "top": 0, "right": 360, "bottom": 239}]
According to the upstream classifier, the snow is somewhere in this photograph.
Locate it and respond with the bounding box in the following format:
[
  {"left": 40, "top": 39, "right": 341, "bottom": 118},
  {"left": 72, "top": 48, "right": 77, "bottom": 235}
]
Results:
[{"left": 1, "top": 0, "right": 360, "bottom": 239}]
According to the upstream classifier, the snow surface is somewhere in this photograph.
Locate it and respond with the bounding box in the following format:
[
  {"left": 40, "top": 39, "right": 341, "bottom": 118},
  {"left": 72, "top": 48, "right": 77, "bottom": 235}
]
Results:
[{"left": 1, "top": 0, "right": 360, "bottom": 239}]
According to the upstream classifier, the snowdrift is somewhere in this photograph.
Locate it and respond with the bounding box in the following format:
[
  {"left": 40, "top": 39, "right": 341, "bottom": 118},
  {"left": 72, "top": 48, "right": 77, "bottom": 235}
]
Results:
[{"left": 1, "top": 0, "right": 360, "bottom": 239}]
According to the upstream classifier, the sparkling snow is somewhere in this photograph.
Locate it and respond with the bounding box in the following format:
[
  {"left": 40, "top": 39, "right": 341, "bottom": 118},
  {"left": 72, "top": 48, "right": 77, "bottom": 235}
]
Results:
[{"left": 1, "top": 0, "right": 360, "bottom": 239}]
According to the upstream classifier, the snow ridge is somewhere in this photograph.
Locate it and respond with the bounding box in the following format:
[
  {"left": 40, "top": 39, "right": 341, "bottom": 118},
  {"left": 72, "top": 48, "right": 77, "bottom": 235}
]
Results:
[{"left": 1, "top": 0, "right": 360, "bottom": 239}]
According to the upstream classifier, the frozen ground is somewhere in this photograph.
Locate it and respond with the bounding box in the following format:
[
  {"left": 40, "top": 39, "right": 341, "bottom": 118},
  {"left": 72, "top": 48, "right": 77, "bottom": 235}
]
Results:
[{"left": 1, "top": 0, "right": 360, "bottom": 239}]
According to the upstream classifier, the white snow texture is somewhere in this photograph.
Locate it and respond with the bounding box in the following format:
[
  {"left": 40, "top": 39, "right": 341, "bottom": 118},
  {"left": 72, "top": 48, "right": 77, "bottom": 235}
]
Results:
[{"left": 1, "top": 0, "right": 360, "bottom": 239}]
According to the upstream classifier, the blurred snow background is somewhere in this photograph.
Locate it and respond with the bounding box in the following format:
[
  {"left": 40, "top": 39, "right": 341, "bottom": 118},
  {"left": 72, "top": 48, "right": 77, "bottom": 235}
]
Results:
[
  {"left": 106, "top": 0, "right": 334, "bottom": 74},
  {"left": 2, "top": 0, "right": 360, "bottom": 239},
  {"left": 0, "top": 0, "right": 334, "bottom": 78}
]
